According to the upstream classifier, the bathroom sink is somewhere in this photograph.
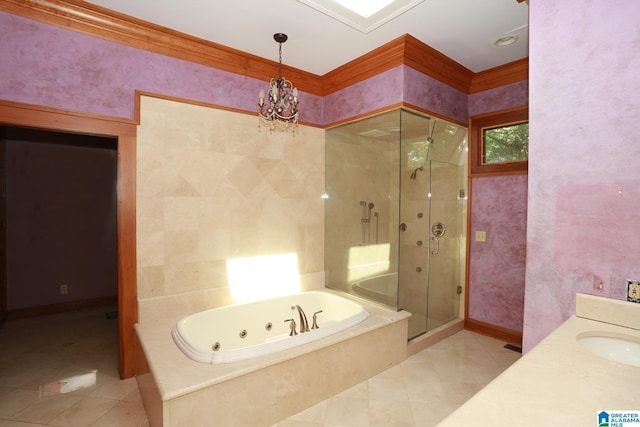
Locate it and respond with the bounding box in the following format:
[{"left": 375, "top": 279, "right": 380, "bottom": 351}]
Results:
[{"left": 577, "top": 333, "right": 640, "bottom": 368}]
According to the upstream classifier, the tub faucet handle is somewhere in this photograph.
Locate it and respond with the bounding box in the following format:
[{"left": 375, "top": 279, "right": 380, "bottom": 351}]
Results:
[
  {"left": 311, "top": 310, "right": 323, "bottom": 329},
  {"left": 284, "top": 318, "right": 297, "bottom": 336}
]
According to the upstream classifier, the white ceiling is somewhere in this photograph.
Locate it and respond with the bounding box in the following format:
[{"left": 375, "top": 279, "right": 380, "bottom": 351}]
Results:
[{"left": 85, "top": 0, "right": 529, "bottom": 75}]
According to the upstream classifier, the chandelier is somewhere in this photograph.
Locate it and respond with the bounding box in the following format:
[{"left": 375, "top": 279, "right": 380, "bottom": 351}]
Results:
[{"left": 258, "top": 33, "right": 299, "bottom": 133}]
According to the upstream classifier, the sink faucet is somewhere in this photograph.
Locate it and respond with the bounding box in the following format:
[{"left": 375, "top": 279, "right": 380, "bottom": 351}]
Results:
[{"left": 290, "top": 305, "right": 309, "bottom": 333}]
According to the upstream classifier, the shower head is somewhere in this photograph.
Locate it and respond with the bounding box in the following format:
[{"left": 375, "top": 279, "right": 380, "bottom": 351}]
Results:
[
  {"left": 368, "top": 202, "right": 375, "bottom": 209},
  {"left": 410, "top": 167, "right": 424, "bottom": 179}
]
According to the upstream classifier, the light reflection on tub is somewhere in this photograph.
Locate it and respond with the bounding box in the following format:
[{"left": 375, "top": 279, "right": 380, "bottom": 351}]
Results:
[
  {"left": 171, "top": 291, "right": 369, "bottom": 364},
  {"left": 352, "top": 272, "right": 398, "bottom": 307}
]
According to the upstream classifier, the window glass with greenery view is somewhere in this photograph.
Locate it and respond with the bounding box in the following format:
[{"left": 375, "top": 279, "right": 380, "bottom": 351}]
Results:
[{"left": 483, "top": 123, "right": 529, "bottom": 164}]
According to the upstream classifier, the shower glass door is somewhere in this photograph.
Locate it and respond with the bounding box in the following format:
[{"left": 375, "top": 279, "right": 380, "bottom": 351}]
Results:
[{"left": 398, "top": 110, "right": 466, "bottom": 339}]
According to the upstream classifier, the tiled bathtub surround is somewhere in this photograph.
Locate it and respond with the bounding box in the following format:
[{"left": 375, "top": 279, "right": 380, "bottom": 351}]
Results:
[
  {"left": 135, "top": 293, "right": 411, "bottom": 426},
  {"left": 136, "top": 96, "right": 325, "bottom": 321}
]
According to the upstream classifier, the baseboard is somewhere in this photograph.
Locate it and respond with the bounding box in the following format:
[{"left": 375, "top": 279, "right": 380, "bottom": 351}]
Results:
[
  {"left": 6, "top": 296, "right": 117, "bottom": 320},
  {"left": 464, "top": 318, "right": 522, "bottom": 347}
]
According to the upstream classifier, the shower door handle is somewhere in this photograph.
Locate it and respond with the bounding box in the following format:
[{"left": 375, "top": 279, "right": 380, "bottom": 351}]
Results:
[{"left": 430, "top": 237, "right": 440, "bottom": 255}]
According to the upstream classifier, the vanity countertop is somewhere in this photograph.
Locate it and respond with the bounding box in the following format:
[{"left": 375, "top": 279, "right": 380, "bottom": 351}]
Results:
[{"left": 438, "top": 294, "right": 640, "bottom": 426}]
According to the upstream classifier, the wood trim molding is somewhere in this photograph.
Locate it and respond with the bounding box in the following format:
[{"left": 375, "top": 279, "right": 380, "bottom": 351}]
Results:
[
  {"left": 1, "top": 0, "right": 527, "bottom": 97},
  {"left": 403, "top": 35, "right": 474, "bottom": 93},
  {"left": 321, "top": 35, "right": 406, "bottom": 95},
  {"left": 464, "top": 318, "right": 523, "bottom": 347},
  {"left": 0, "top": 99, "right": 137, "bottom": 379},
  {"left": 469, "top": 58, "right": 529, "bottom": 94}
]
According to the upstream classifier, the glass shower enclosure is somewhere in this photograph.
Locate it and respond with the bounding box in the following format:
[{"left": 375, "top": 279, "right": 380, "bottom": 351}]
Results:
[{"left": 324, "top": 109, "right": 468, "bottom": 339}]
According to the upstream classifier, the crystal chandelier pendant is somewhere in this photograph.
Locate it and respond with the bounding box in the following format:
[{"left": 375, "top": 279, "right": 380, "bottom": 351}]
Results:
[{"left": 258, "top": 33, "right": 299, "bottom": 134}]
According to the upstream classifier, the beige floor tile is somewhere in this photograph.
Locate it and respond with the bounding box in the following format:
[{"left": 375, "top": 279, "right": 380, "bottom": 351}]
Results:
[
  {"left": 369, "top": 399, "right": 415, "bottom": 426},
  {"left": 335, "top": 381, "right": 368, "bottom": 399},
  {"left": 47, "top": 395, "right": 119, "bottom": 427},
  {"left": 91, "top": 400, "right": 150, "bottom": 427},
  {"left": 368, "top": 374, "right": 409, "bottom": 402},
  {"left": 324, "top": 396, "right": 370, "bottom": 426},
  {"left": 286, "top": 400, "right": 327, "bottom": 423},
  {"left": 89, "top": 376, "right": 139, "bottom": 400},
  {"left": 10, "top": 392, "right": 82, "bottom": 424},
  {"left": 403, "top": 368, "right": 448, "bottom": 402},
  {"left": 122, "top": 386, "right": 144, "bottom": 402},
  {"left": 276, "top": 420, "right": 324, "bottom": 427},
  {"left": 0, "top": 389, "right": 43, "bottom": 419},
  {"left": 410, "top": 397, "right": 458, "bottom": 427},
  {"left": 0, "top": 421, "right": 48, "bottom": 427}
]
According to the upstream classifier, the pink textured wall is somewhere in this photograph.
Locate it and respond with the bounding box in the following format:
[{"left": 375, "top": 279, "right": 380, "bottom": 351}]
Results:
[
  {"left": 0, "top": 11, "right": 323, "bottom": 123},
  {"left": 469, "top": 81, "right": 529, "bottom": 117},
  {"left": 524, "top": 1, "right": 640, "bottom": 351},
  {"left": 469, "top": 175, "right": 528, "bottom": 332},
  {"left": 322, "top": 66, "right": 404, "bottom": 125},
  {"left": 403, "top": 66, "right": 468, "bottom": 123}
]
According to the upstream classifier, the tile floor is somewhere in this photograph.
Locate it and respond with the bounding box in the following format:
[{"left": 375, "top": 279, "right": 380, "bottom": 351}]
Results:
[
  {"left": 0, "top": 306, "right": 147, "bottom": 427},
  {"left": 0, "top": 307, "right": 521, "bottom": 427}
]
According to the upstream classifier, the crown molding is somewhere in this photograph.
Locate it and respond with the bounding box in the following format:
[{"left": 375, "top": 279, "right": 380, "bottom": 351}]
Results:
[
  {"left": 469, "top": 57, "right": 529, "bottom": 94},
  {"left": 1, "top": 0, "right": 528, "bottom": 97},
  {"left": 321, "top": 35, "right": 407, "bottom": 95},
  {"left": 403, "top": 34, "right": 475, "bottom": 93}
]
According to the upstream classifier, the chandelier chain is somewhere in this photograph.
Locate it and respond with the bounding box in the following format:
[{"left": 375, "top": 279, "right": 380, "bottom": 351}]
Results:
[{"left": 278, "top": 42, "right": 283, "bottom": 80}]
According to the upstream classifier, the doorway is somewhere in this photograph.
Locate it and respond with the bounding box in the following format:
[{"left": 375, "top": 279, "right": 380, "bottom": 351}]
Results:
[
  {"left": 2, "top": 125, "right": 117, "bottom": 312},
  {"left": 0, "top": 100, "right": 137, "bottom": 378}
]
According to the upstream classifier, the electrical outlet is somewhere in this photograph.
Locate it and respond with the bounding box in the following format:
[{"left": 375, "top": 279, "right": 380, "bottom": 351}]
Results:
[
  {"left": 475, "top": 231, "right": 486, "bottom": 242},
  {"left": 627, "top": 280, "right": 640, "bottom": 303},
  {"left": 60, "top": 284, "right": 69, "bottom": 295}
]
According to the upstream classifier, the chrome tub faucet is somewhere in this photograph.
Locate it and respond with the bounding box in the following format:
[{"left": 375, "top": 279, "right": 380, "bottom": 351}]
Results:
[{"left": 291, "top": 305, "right": 309, "bottom": 333}]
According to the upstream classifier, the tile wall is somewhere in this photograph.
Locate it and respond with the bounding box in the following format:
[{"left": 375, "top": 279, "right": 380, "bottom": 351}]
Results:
[{"left": 136, "top": 96, "right": 326, "bottom": 321}]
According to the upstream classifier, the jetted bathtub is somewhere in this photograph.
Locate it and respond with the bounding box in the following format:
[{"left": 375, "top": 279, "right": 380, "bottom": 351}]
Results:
[{"left": 171, "top": 291, "right": 369, "bottom": 364}]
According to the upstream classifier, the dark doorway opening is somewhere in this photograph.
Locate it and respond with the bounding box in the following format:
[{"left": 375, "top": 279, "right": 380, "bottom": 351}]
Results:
[{"left": 1, "top": 125, "right": 118, "bottom": 325}]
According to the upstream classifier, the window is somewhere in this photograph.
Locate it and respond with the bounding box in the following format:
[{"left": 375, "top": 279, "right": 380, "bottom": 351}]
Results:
[
  {"left": 470, "top": 106, "right": 528, "bottom": 175},
  {"left": 483, "top": 123, "right": 529, "bottom": 164}
]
